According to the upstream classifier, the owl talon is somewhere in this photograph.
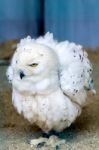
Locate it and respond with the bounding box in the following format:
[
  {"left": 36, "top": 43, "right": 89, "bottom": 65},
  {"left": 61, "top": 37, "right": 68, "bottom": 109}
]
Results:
[{"left": 30, "top": 137, "right": 47, "bottom": 148}]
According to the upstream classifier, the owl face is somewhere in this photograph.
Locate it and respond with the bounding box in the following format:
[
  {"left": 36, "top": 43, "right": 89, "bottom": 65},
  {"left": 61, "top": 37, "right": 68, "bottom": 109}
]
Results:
[
  {"left": 12, "top": 43, "right": 58, "bottom": 81},
  {"left": 10, "top": 43, "right": 58, "bottom": 93}
]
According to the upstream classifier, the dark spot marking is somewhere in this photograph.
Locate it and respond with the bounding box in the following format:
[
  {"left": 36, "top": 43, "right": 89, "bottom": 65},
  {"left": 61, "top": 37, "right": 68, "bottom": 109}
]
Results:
[
  {"left": 79, "top": 54, "right": 81, "bottom": 60},
  {"left": 40, "top": 54, "right": 44, "bottom": 56},
  {"left": 73, "top": 50, "right": 76, "bottom": 53},
  {"left": 90, "top": 69, "right": 92, "bottom": 72},
  {"left": 74, "top": 89, "right": 78, "bottom": 93},
  {"left": 91, "top": 79, "right": 93, "bottom": 83}
]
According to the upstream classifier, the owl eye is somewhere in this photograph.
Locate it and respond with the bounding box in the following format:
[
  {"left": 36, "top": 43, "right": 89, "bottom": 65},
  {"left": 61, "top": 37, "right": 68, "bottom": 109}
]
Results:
[{"left": 29, "top": 63, "right": 38, "bottom": 67}]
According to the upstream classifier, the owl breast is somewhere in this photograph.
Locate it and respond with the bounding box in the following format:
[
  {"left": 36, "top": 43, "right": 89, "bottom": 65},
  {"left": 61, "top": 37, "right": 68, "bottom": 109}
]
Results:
[{"left": 12, "top": 88, "right": 81, "bottom": 132}]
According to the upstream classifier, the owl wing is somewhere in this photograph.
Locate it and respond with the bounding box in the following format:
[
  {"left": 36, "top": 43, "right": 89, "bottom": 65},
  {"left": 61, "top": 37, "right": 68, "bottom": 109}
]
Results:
[
  {"left": 55, "top": 41, "right": 96, "bottom": 106},
  {"left": 36, "top": 32, "right": 96, "bottom": 107}
]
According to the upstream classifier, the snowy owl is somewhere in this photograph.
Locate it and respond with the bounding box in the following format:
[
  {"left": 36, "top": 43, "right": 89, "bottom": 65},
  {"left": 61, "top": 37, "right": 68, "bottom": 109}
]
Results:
[{"left": 7, "top": 33, "right": 95, "bottom": 134}]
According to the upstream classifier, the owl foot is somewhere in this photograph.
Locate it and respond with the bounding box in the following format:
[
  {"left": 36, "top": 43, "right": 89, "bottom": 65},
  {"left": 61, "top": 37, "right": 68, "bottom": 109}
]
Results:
[
  {"left": 47, "top": 135, "right": 66, "bottom": 149},
  {"left": 30, "top": 135, "right": 66, "bottom": 149},
  {"left": 30, "top": 137, "right": 47, "bottom": 148}
]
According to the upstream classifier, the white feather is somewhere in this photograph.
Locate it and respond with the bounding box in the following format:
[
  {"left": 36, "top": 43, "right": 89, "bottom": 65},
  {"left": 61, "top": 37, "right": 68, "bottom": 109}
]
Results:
[{"left": 7, "top": 33, "right": 95, "bottom": 132}]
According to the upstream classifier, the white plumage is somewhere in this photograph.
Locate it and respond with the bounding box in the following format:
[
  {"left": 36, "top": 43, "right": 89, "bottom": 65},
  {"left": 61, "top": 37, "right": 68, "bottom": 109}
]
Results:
[{"left": 7, "top": 33, "right": 95, "bottom": 133}]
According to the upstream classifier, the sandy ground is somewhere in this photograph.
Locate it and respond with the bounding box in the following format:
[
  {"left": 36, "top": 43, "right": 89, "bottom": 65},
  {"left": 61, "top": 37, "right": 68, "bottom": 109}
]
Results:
[{"left": 0, "top": 46, "right": 99, "bottom": 149}]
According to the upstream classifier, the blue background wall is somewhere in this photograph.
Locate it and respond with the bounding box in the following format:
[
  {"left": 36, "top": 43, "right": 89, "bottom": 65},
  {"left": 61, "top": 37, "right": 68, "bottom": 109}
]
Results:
[{"left": 0, "top": 0, "right": 99, "bottom": 47}]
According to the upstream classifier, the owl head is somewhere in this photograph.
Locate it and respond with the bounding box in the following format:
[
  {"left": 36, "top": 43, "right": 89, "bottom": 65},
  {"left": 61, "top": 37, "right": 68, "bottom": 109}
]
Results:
[{"left": 7, "top": 36, "right": 58, "bottom": 93}]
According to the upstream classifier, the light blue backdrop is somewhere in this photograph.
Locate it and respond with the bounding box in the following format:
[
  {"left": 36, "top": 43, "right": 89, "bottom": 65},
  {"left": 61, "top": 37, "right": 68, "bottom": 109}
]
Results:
[{"left": 0, "top": 0, "right": 99, "bottom": 47}]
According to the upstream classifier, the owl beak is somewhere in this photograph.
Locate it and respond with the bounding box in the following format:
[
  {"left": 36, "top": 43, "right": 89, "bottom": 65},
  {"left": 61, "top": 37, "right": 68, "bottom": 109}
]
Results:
[{"left": 19, "top": 71, "right": 25, "bottom": 79}]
